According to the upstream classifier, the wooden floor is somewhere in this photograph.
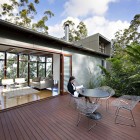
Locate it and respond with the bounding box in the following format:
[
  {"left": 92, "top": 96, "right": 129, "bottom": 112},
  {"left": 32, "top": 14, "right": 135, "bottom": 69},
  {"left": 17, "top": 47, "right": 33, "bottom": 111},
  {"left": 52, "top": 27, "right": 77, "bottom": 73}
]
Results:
[
  {"left": 0, "top": 95, "right": 140, "bottom": 140},
  {"left": 0, "top": 89, "right": 58, "bottom": 110}
]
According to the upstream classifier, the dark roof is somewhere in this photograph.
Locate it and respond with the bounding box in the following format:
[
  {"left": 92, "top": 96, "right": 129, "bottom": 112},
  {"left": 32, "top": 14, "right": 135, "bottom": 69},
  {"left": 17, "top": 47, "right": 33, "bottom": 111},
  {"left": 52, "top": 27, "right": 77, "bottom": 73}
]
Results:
[{"left": 0, "top": 19, "right": 110, "bottom": 57}]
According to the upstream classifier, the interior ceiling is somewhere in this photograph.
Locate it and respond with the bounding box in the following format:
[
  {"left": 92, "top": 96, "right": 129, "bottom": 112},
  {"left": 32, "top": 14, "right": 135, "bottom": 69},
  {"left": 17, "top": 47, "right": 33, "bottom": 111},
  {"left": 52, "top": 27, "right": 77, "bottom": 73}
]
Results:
[{"left": 0, "top": 45, "right": 53, "bottom": 56}]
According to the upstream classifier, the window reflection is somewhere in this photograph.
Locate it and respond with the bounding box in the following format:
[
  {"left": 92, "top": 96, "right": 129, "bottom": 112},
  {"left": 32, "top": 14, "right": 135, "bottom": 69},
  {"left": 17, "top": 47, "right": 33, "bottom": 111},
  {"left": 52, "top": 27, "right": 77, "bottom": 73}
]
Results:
[{"left": 0, "top": 52, "right": 53, "bottom": 80}]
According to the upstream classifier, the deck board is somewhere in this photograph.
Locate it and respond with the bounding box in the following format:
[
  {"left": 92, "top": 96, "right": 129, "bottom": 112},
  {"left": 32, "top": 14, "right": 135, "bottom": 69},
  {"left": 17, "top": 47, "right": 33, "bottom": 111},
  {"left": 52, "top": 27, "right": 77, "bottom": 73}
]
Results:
[
  {"left": 3, "top": 112, "right": 18, "bottom": 140},
  {"left": 8, "top": 109, "right": 30, "bottom": 140},
  {"left": 12, "top": 109, "right": 37, "bottom": 140},
  {"left": 0, "top": 113, "right": 11, "bottom": 140},
  {"left": 6, "top": 111, "right": 25, "bottom": 140},
  {"left": 19, "top": 107, "right": 55, "bottom": 140},
  {"left": 0, "top": 95, "right": 140, "bottom": 140},
  {"left": 0, "top": 113, "right": 6, "bottom": 140}
]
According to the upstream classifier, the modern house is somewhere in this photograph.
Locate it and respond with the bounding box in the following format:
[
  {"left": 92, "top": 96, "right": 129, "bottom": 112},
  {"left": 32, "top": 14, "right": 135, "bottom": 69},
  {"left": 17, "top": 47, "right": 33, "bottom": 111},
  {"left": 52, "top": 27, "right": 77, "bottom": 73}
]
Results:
[{"left": 0, "top": 19, "right": 111, "bottom": 95}]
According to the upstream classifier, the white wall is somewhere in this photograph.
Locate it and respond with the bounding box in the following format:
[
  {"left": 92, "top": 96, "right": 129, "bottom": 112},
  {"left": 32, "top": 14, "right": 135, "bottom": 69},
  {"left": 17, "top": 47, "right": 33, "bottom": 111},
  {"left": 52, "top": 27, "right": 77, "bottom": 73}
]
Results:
[
  {"left": 53, "top": 54, "right": 60, "bottom": 94},
  {"left": 63, "top": 48, "right": 104, "bottom": 88},
  {"left": 72, "top": 53, "right": 102, "bottom": 88}
]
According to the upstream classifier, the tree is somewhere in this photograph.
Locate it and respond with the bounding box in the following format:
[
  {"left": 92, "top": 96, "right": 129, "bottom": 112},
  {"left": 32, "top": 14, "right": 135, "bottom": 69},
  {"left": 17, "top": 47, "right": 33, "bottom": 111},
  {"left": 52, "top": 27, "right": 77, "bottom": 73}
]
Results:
[
  {"left": 126, "top": 43, "right": 140, "bottom": 86},
  {"left": 0, "top": 0, "right": 54, "bottom": 34},
  {"left": 99, "top": 41, "right": 140, "bottom": 96},
  {"left": 107, "top": 43, "right": 140, "bottom": 96},
  {"left": 98, "top": 14, "right": 140, "bottom": 96},
  {"left": 63, "top": 20, "right": 88, "bottom": 42},
  {"left": 112, "top": 14, "right": 140, "bottom": 55},
  {"left": 75, "top": 21, "right": 88, "bottom": 41}
]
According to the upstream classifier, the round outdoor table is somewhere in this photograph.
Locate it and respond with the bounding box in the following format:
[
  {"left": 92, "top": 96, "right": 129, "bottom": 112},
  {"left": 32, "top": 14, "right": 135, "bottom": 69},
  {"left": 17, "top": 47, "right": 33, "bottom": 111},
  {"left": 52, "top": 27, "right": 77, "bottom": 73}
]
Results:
[
  {"left": 81, "top": 88, "right": 110, "bottom": 98},
  {"left": 80, "top": 88, "right": 110, "bottom": 119}
]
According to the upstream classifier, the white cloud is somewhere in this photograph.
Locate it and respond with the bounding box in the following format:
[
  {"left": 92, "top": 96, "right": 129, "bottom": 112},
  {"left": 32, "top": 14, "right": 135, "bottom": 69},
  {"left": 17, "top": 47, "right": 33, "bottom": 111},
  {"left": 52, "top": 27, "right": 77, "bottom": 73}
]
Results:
[
  {"left": 48, "top": 16, "right": 130, "bottom": 40},
  {"left": 63, "top": 0, "right": 118, "bottom": 17},
  {"left": 84, "top": 16, "right": 130, "bottom": 40},
  {"left": 49, "top": 0, "right": 131, "bottom": 40},
  {"left": 0, "top": 0, "right": 19, "bottom": 17},
  {"left": 49, "top": 24, "right": 64, "bottom": 39},
  {"left": 48, "top": 17, "right": 80, "bottom": 39},
  {"left": 0, "top": 0, "right": 11, "bottom": 13}
]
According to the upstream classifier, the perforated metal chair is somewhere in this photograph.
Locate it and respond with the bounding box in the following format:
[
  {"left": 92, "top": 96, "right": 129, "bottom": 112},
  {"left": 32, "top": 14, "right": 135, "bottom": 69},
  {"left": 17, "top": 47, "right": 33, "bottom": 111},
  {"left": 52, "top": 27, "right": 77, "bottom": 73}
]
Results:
[
  {"left": 97, "top": 86, "right": 115, "bottom": 111},
  {"left": 66, "top": 90, "right": 78, "bottom": 107},
  {"left": 75, "top": 98, "right": 100, "bottom": 131},
  {"left": 111, "top": 95, "right": 140, "bottom": 127}
]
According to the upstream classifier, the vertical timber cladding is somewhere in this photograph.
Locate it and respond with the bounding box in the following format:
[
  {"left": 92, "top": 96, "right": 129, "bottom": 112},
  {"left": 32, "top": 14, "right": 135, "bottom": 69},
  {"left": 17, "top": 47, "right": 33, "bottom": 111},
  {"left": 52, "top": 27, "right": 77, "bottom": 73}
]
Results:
[{"left": 60, "top": 54, "right": 64, "bottom": 95}]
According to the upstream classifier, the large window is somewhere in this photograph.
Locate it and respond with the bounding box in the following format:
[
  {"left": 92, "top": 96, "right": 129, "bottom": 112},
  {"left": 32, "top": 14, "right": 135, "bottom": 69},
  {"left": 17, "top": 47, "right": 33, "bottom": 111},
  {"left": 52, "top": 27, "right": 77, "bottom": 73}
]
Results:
[
  {"left": 46, "top": 57, "right": 52, "bottom": 77},
  {"left": 101, "top": 59, "right": 106, "bottom": 74},
  {"left": 0, "top": 52, "right": 53, "bottom": 81},
  {"left": 19, "top": 55, "right": 28, "bottom": 80},
  {"left": 63, "top": 56, "right": 71, "bottom": 92},
  {"left": 99, "top": 42, "right": 105, "bottom": 53},
  {"left": 7, "top": 53, "right": 17, "bottom": 78},
  {"left": 30, "top": 55, "right": 37, "bottom": 79},
  {"left": 38, "top": 56, "right": 45, "bottom": 77}
]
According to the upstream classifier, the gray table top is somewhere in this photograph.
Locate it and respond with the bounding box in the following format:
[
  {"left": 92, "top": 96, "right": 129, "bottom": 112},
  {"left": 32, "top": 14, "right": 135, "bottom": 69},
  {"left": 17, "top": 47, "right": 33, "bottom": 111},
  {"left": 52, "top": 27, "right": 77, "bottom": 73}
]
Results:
[{"left": 80, "top": 89, "right": 110, "bottom": 98}]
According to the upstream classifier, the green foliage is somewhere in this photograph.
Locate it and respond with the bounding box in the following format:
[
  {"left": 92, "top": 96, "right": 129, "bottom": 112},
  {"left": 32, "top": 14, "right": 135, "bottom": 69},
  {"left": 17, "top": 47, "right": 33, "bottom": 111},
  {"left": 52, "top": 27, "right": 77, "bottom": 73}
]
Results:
[
  {"left": 85, "top": 62, "right": 102, "bottom": 89},
  {"left": 98, "top": 65, "right": 110, "bottom": 77},
  {"left": 112, "top": 14, "right": 140, "bottom": 55},
  {"left": 87, "top": 78, "right": 95, "bottom": 89},
  {"left": 102, "top": 14, "right": 140, "bottom": 96},
  {"left": 32, "top": 10, "right": 54, "bottom": 33},
  {"left": 0, "top": 0, "right": 54, "bottom": 34},
  {"left": 63, "top": 20, "right": 88, "bottom": 42},
  {"left": 99, "top": 43, "right": 140, "bottom": 96}
]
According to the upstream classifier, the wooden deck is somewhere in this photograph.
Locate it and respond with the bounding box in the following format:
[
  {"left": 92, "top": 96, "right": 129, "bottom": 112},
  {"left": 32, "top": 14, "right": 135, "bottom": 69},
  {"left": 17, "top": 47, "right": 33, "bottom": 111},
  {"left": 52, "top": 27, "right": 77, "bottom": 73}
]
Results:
[{"left": 0, "top": 95, "right": 140, "bottom": 140}]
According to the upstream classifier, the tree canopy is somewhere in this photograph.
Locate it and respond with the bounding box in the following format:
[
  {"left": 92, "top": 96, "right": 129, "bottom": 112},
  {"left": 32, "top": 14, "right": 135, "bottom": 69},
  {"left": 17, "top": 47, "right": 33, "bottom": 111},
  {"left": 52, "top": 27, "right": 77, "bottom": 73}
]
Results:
[
  {"left": 112, "top": 14, "right": 140, "bottom": 56},
  {"left": 0, "top": 0, "right": 54, "bottom": 34},
  {"left": 99, "top": 14, "right": 140, "bottom": 96}
]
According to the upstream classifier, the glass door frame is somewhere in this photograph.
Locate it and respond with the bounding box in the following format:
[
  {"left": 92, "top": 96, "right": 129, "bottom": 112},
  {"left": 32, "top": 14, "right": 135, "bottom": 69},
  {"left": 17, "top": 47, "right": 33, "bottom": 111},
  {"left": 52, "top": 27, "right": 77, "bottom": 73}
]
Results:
[{"left": 60, "top": 54, "right": 72, "bottom": 95}]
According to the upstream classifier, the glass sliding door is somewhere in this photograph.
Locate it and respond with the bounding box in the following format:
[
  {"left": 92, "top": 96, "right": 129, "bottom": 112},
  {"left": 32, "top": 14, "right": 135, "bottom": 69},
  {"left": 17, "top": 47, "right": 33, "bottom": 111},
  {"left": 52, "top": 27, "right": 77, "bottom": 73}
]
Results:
[
  {"left": 46, "top": 57, "right": 52, "bottom": 77},
  {"left": 0, "top": 52, "right": 4, "bottom": 79},
  {"left": 19, "top": 55, "right": 28, "bottom": 80},
  {"left": 38, "top": 56, "right": 45, "bottom": 78},
  {"left": 7, "top": 53, "right": 17, "bottom": 78},
  {"left": 63, "top": 55, "right": 72, "bottom": 92},
  {"left": 30, "top": 55, "right": 37, "bottom": 79}
]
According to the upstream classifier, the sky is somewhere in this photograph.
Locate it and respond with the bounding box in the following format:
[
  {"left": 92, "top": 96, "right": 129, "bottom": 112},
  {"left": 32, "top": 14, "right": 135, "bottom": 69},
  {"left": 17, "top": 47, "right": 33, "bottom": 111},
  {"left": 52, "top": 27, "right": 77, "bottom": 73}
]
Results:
[{"left": 0, "top": 0, "right": 140, "bottom": 40}]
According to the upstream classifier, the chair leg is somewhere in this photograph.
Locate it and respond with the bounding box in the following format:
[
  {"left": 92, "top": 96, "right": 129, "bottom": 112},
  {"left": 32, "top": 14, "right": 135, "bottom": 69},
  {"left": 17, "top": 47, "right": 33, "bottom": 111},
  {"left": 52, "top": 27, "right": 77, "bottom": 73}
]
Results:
[
  {"left": 106, "top": 100, "right": 108, "bottom": 111},
  {"left": 115, "top": 107, "right": 136, "bottom": 127},
  {"left": 88, "top": 119, "right": 97, "bottom": 132},
  {"left": 69, "top": 95, "right": 72, "bottom": 105},
  {"left": 130, "top": 110, "right": 136, "bottom": 127},
  {"left": 100, "top": 99, "right": 109, "bottom": 112},
  {"left": 115, "top": 107, "right": 119, "bottom": 116},
  {"left": 77, "top": 113, "right": 97, "bottom": 131},
  {"left": 77, "top": 112, "right": 82, "bottom": 126},
  {"left": 115, "top": 107, "right": 120, "bottom": 124},
  {"left": 106, "top": 99, "right": 110, "bottom": 111}
]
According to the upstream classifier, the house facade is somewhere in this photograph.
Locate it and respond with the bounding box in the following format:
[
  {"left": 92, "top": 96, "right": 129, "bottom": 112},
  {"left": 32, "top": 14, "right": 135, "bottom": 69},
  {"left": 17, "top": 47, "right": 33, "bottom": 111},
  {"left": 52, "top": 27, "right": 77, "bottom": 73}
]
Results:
[{"left": 0, "top": 19, "right": 111, "bottom": 95}]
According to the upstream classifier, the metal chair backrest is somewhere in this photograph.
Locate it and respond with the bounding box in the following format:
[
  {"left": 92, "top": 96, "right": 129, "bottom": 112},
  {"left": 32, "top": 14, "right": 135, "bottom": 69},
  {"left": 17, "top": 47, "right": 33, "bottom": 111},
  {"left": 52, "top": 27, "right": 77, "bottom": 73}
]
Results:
[
  {"left": 75, "top": 98, "right": 99, "bottom": 114},
  {"left": 74, "top": 98, "right": 100, "bottom": 131},
  {"left": 112, "top": 95, "right": 140, "bottom": 110},
  {"left": 98, "top": 86, "right": 115, "bottom": 97},
  {"left": 111, "top": 95, "right": 140, "bottom": 126}
]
